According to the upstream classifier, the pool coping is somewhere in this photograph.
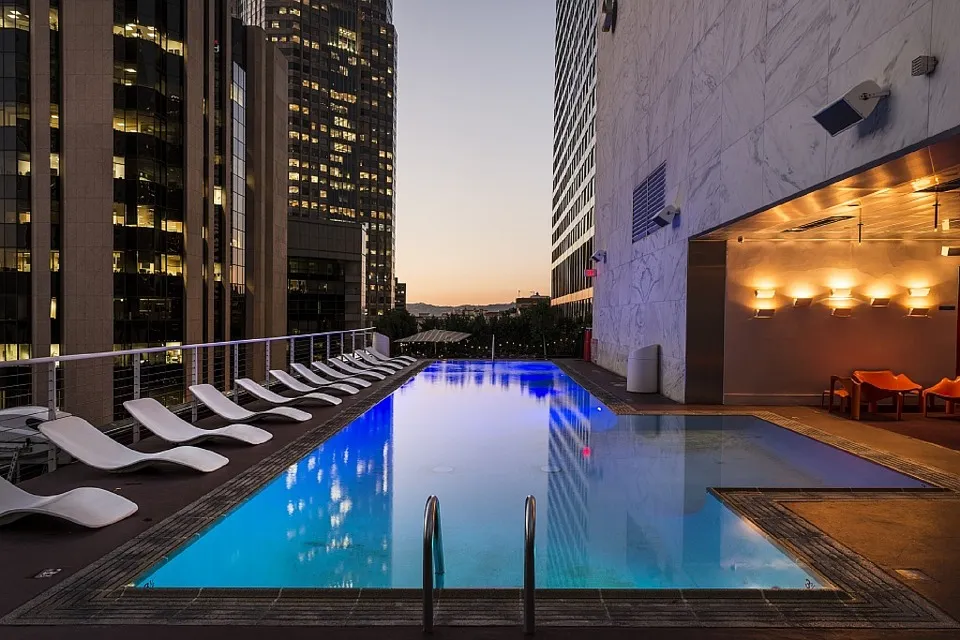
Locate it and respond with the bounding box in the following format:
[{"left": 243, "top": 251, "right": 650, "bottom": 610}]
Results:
[{"left": 2, "top": 359, "right": 959, "bottom": 628}]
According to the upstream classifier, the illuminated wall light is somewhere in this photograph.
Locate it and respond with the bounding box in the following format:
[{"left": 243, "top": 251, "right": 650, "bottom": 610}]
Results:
[
  {"left": 908, "top": 287, "right": 930, "bottom": 297},
  {"left": 908, "top": 307, "right": 931, "bottom": 318},
  {"left": 832, "top": 307, "right": 853, "bottom": 318},
  {"left": 754, "top": 308, "right": 775, "bottom": 319},
  {"left": 793, "top": 297, "right": 813, "bottom": 308},
  {"left": 870, "top": 298, "right": 891, "bottom": 307},
  {"left": 942, "top": 246, "right": 960, "bottom": 257},
  {"left": 830, "top": 288, "right": 852, "bottom": 299},
  {"left": 754, "top": 289, "right": 775, "bottom": 299}
]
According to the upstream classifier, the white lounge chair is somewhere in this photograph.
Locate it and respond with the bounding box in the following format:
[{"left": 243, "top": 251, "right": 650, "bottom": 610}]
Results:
[
  {"left": 190, "top": 384, "right": 312, "bottom": 423},
  {"left": 292, "top": 362, "right": 371, "bottom": 389},
  {"left": 369, "top": 347, "right": 415, "bottom": 365},
  {"left": 350, "top": 351, "right": 407, "bottom": 373},
  {"left": 124, "top": 398, "right": 273, "bottom": 446},
  {"left": 235, "top": 378, "right": 342, "bottom": 408},
  {"left": 340, "top": 355, "right": 396, "bottom": 376},
  {"left": 321, "top": 359, "right": 386, "bottom": 381},
  {"left": 0, "top": 476, "right": 138, "bottom": 528},
  {"left": 271, "top": 369, "right": 359, "bottom": 396},
  {"left": 39, "top": 417, "right": 229, "bottom": 473}
]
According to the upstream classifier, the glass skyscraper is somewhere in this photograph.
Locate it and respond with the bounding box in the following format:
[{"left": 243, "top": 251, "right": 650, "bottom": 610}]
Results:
[
  {"left": 240, "top": 0, "right": 397, "bottom": 322},
  {"left": 551, "top": 0, "right": 595, "bottom": 320}
]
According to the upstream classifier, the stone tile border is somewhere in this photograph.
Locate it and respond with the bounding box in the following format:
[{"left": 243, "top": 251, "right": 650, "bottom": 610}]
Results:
[{"left": 2, "top": 359, "right": 959, "bottom": 628}]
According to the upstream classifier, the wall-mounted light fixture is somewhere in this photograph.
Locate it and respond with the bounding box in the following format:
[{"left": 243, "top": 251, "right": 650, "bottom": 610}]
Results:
[
  {"left": 754, "top": 308, "right": 775, "bottom": 319},
  {"left": 793, "top": 297, "right": 813, "bottom": 308},
  {"left": 908, "top": 307, "right": 931, "bottom": 318},
  {"left": 832, "top": 307, "right": 853, "bottom": 318},
  {"left": 830, "top": 288, "right": 852, "bottom": 299},
  {"left": 754, "top": 289, "right": 775, "bottom": 299},
  {"left": 908, "top": 287, "right": 931, "bottom": 298},
  {"left": 942, "top": 246, "right": 960, "bottom": 257},
  {"left": 813, "top": 80, "right": 891, "bottom": 136},
  {"left": 601, "top": 0, "right": 617, "bottom": 33},
  {"left": 870, "top": 298, "right": 891, "bottom": 308}
]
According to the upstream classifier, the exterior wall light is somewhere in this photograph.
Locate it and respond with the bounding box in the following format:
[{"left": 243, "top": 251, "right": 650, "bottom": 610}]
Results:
[
  {"left": 908, "top": 307, "right": 931, "bottom": 318},
  {"left": 754, "top": 308, "right": 775, "bottom": 319},
  {"left": 942, "top": 245, "right": 960, "bottom": 256},
  {"left": 793, "top": 297, "right": 813, "bottom": 308},
  {"left": 908, "top": 287, "right": 931, "bottom": 297},
  {"left": 870, "top": 298, "right": 891, "bottom": 307},
  {"left": 830, "top": 288, "right": 852, "bottom": 299},
  {"left": 754, "top": 289, "right": 775, "bottom": 299},
  {"left": 832, "top": 308, "right": 853, "bottom": 318}
]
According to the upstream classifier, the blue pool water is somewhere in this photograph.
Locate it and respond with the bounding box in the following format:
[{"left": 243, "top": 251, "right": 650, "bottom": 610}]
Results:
[{"left": 137, "top": 361, "right": 927, "bottom": 590}]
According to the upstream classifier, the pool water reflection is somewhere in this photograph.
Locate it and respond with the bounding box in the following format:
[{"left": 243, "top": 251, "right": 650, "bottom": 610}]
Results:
[{"left": 137, "top": 361, "right": 924, "bottom": 589}]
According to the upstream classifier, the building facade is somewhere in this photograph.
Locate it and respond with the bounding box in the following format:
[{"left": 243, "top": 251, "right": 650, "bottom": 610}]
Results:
[
  {"left": 593, "top": 1, "right": 960, "bottom": 403},
  {"left": 241, "top": 0, "right": 397, "bottom": 323},
  {"left": 394, "top": 279, "right": 405, "bottom": 311},
  {"left": 551, "top": 0, "right": 596, "bottom": 320},
  {"left": 0, "top": 0, "right": 288, "bottom": 423}
]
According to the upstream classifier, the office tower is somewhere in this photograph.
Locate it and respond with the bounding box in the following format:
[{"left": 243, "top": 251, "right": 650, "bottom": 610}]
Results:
[
  {"left": 394, "top": 279, "right": 405, "bottom": 311},
  {"left": 551, "top": 0, "right": 596, "bottom": 319},
  {"left": 0, "top": 1, "right": 287, "bottom": 423},
  {"left": 241, "top": 0, "right": 397, "bottom": 325}
]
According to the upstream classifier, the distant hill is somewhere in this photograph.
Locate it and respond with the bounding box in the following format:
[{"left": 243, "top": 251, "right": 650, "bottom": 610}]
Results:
[{"left": 406, "top": 302, "right": 515, "bottom": 317}]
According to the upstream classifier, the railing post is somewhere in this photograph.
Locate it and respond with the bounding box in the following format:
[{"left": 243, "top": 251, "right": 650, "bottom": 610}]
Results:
[
  {"left": 46, "top": 362, "right": 57, "bottom": 472},
  {"left": 340, "top": 332, "right": 345, "bottom": 356},
  {"left": 191, "top": 348, "right": 199, "bottom": 422},
  {"left": 233, "top": 344, "right": 239, "bottom": 388},
  {"left": 351, "top": 331, "right": 356, "bottom": 353},
  {"left": 265, "top": 340, "right": 271, "bottom": 384},
  {"left": 309, "top": 335, "right": 315, "bottom": 362},
  {"left": 289, "top": 337, "right": 295, "bottom": 366},
  {"left": 326, "top": 334, "right": 331, "bottom": 361},
  {"left": 132, "top": 354, "right": 141, "bottom": 443}
]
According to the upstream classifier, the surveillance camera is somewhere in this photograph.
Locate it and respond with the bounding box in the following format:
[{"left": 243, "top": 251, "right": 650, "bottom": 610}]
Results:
[
  {"left": 590, "top": 250, "right": 607, "bottom": 264},
  {"left": 652, "top": 204, "right": 679, "bottom": 228},
  {"left": 813, "top": 80, "right": 890, "bottom": 136}
]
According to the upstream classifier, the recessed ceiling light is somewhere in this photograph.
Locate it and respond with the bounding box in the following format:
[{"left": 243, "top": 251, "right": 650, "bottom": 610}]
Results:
[{"left": 783, "top": 215, "right": 856, "bottom": 233}]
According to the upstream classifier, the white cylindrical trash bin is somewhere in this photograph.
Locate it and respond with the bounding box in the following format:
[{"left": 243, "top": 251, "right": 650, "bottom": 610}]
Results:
[{"left": 626, "top": 345, "right": 659, "bottom": 393}]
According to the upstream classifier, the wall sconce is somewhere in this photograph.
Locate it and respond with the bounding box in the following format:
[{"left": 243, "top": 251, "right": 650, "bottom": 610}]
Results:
[
  {"left": 754, "top": 308, "right": 775, "bottom": 319},
  {"left": 908, "top": 307, "right": 931, "bottom": 318},
  {"left": 830, "top": 288, "right": 852, "bottom": 299},
  {"left": 908, "top": 287, "right": 931, "bottom": 297},
  {"left": 942, "top": 246, "right": 960, "bottom": 256},
  {"left": 870, "top": 298, "right": 891, "bottom": 307},
  {"left": 754, "top": 289, "right": 776, "bottom": 299},
  {"left": 832, "top": 307, "right": 853, "bottom": 318},
  {"left": 793, "top": 297, "right": 813, "bottom": 308}
]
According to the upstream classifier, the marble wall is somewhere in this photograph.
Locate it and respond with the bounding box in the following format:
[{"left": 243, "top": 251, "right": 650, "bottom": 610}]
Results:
[{"left": 594, "top": 0, "right": 960, "bottom": 401}]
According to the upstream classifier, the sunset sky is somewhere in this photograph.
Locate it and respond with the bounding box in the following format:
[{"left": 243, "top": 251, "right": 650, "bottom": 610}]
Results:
[{"left": 393, "top": 1, "right": 555, "bottom": 306}]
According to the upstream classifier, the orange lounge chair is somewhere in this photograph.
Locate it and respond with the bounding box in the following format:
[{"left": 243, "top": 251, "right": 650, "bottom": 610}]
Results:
[
  {"left": 851, "top": 370, "right": 922, "bottom": 420},
  {"left": 922, "top": 377, "right": 960, "bottom": 417}
]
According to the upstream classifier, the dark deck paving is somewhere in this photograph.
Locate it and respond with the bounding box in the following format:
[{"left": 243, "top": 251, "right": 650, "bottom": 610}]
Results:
[{"left": 4, "top": 358, "right": 960, "bottom": 637}]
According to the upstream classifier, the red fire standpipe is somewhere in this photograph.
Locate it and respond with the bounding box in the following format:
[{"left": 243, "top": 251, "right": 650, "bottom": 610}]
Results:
[{"left": 583, "top": 328, "right": 592, "bottom": 361}]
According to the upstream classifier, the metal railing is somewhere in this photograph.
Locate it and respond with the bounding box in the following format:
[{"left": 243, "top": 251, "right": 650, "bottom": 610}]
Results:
[
  {"left": 422, "top": 494, "right": 445, "bottom": 633},
  {"left": 524, "top": 494, "right": 537, "bottom": 635},
  {"left": 0, "top": 327, "right": 374, "bottom": 481}
]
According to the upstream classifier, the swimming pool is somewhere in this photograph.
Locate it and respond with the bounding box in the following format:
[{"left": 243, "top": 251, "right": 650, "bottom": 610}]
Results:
[{"left": 137, "top": 360, "right": 926, "bottom": 590}]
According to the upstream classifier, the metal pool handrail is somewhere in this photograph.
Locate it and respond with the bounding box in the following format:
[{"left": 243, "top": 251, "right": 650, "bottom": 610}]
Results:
[
  {"left": 422, "top": 494, "right": 445, "bottom": 633},
  {"left": 524, "top": 494, "right": 537, "bottom": 635}
]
